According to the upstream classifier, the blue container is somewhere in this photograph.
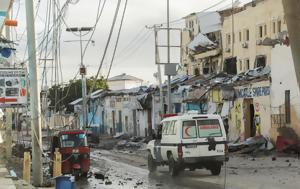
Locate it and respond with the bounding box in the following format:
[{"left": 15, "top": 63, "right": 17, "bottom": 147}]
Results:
[{"left": 55, "top": 176, "right": 75, "bottom": 189}]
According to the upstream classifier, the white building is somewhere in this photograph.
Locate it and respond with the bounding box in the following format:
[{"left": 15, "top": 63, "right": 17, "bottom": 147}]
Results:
[{"left": 107, "top": 73, "right": 143, "bottom": 91}]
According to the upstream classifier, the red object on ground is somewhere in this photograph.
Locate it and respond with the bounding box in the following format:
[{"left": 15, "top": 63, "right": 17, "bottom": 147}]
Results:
[{"left": 276, "top": 136, "right": 298, "bottom": 152}]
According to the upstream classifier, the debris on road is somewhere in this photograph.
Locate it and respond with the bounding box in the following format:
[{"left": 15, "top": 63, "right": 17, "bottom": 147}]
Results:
[
  {"left": 94, "top": 172, "right": 105, "bottom": 180},
  {"left": 228, "top": 135, "right": 269, "bottom": 154}
]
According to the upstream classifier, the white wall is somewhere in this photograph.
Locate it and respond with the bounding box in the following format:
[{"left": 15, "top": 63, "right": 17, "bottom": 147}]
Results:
[
  {"left": 124, "top": 80, "right": 142, "bottom": 89},
  {"left": 270, "top": 45, "right": 300, "bottom": 115},
  {"left": 108, "top": 80, "right": 126, "bottom": 91}
]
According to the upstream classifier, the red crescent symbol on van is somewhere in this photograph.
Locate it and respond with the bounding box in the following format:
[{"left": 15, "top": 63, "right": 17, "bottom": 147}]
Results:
[{"left": 185, "top": 127, "right": 191, "bottom": 136}]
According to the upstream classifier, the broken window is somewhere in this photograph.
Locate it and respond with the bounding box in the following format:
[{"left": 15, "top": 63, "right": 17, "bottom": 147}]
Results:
[
  {"left": 255, "top": 55, "right": 266, "bottom": 68},
  {"left": 203, "top": 62, "right": 209, "bottom": 75},
  {"left": 224, "top": 57, "right": 237, "bottom": 75},
  {"left": 194, "top": 68, "right": 200, "bottom": 76}
]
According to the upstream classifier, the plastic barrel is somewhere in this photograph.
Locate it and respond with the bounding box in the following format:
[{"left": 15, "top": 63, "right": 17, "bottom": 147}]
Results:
[{"left": 55, "top": 176, "right": 75, "bottom": 189}]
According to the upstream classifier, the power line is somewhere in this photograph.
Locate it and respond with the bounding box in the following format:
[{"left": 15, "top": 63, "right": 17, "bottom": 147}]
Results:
[
  {"left": 82, "top": 0, "right": 107, "bottom": 58},
  {"left": 106, "top": 0, "right": 129, "bottom": 80},
  {"left": 88, "top": 0, "right": 122, "bottom": 95}
]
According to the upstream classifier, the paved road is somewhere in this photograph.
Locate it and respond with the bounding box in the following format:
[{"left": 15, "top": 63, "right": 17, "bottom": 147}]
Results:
[{"left": 76, "top": 150, "right": 225, "bottom": 189}]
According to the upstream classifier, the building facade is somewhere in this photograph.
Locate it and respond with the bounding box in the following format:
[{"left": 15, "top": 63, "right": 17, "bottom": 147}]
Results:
[
  {"left": 107, "top": 73, "right": 143, "bottom": 91},
  {"left": 181, "top": 11, "right": 223, "bottom": 76}
]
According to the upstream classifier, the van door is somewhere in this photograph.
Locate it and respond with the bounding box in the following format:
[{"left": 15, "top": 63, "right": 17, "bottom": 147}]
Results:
[
  {"left": 181, "top": 120, "right": 199, "bottom": 158},
  {"left": 196, "top": 119, "right": 226, "bottom": 157}
]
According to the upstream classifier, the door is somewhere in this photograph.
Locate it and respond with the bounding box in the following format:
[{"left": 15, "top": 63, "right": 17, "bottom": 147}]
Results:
[
  {"left": 243, "top": 99, "right": 254, "bottom": 139},
  {"left": 112, "top": 111, "right": 116, "bottom": 135},
  {"left": 133, "top": 110, "right": 137, "bottom": 136},
  {"left": 118, "top": 111, "right": 122, "bottom": 133},
  {"left": 196, "top": 118, "right": 225, "bottom": 157},
  {"left": 101, "top": 111, "right": 105, "bottom": 134}
]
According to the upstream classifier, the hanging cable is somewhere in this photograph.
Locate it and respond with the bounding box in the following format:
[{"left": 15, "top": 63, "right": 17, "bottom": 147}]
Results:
[
  {"left": 82, "top": 0, "right": 107, "bottom": 58},
  {"left": 106, "top": 0, "right": 128, "bottom": 80},
  {"left": 88, "top": 0, "right": 122, "bottom": 95}
]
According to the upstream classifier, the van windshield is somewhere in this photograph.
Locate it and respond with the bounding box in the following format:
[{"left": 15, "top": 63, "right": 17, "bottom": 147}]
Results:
[{"left": 197, "top": 119, "right": 222, "bottom": 138}]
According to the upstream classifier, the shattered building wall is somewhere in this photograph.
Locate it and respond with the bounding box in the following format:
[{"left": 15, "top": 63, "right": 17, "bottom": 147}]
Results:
[{"left": 228, "top": 80, "right": 271, "bottom": 141}]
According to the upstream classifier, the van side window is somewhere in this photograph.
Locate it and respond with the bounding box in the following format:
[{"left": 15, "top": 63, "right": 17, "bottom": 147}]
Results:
[
  {"left": 197, "top": 119, "right": 222, "bottom": 138},
  {"left": 182, "top": 121, "right": 197, "bottom": 139},
  {"left": 162, "top": 121, "right": 169, "bottom": 135},
  {"left": 167, "top": 121, "right": 177, "bottom": 135}
]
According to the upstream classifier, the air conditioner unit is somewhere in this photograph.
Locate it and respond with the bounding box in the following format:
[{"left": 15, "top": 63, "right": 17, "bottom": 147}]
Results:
[
  {"left": 225, "top": 47, "right": 231, "bottom": 52},
  {"left": 256, "top": 39, "right": 263, "bottom": 45},
  {"left": 242, "top": 42, "right": 248, "bottom": 48}
]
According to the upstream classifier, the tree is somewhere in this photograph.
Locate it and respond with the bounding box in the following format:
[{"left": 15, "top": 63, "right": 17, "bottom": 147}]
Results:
[{"left": 48, "top": 76, "right": 108, "bottom": 113}]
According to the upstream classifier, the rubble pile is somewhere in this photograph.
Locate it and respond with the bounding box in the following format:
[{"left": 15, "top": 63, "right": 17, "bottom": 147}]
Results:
[{"left": 228, "top": 135, "right": 274, "bottom": 154}]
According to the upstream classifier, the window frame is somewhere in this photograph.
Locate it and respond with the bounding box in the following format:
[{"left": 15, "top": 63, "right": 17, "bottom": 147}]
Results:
[
  {"left": 197, "top": 119, "right": 223, "bottom": 138},
  {"left": 182, "top": 120, "right": 197, "bottom": 139}
]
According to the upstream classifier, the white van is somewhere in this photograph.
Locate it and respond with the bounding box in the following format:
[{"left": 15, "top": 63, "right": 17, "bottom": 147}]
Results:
[{"left": 147, "top": 114, "right": 228, "bottom": 176}]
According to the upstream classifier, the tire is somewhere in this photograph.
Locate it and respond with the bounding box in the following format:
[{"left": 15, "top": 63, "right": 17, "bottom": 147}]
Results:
[
  {"left": 210, "top": 164, "right": 221, "bottom": 175},
  {"left": 168, "top": 154, "right": 178, "bottom": 177},
  {"left": 81, "top": 172, "right": 88, "bottom": 178},
  {"left": 148, "top": 152, "right": 157, "bottom": 172}
]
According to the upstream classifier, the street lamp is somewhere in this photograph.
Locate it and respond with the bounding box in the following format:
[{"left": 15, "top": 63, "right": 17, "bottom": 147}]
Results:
[{"left": 66, "top": 27, "right": 93, "bottom": 129}]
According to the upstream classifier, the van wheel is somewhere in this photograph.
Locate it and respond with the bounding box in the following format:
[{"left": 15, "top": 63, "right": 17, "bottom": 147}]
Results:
[
  {"left": 210, "top": 164, "right": 221, "bottom": 175},
  {"left": 148, "top": 152, "right": 157, "bottom": 172},
  {"left": 168, "top": 154, "right": 178, "bottom": 176}
]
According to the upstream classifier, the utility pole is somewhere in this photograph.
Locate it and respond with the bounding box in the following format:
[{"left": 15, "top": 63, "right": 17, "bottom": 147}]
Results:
[
  {"left": 154, "top": 27, "right": 164, "bottom": 116},
  {"left": 66, "top": 27, "right": 93, "bottom": 129},
  {"left": 147, "top": 24, "right": 165, "bottom": 116},
  {"left": 25, "top": 0, "right": 43, "bottom": 186},
  {"left": 4, "top": 5, "right": 12, "bottom": 162},
  {"left": 167, "top": 0, "right": 172, "bottom": 114}
]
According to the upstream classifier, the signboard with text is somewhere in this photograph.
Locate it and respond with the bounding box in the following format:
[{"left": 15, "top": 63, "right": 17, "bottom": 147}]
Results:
[{"left": 0, "top": 69, "right": 27, "bottom": 107}]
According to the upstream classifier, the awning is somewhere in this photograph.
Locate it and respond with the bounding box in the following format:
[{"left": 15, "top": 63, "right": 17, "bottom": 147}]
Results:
[
  {"left": 183, "top": 88, "right": 207, "bottom": 102},
  {"left": 194, "top": 48, "right": 221, "bottom": 59}
]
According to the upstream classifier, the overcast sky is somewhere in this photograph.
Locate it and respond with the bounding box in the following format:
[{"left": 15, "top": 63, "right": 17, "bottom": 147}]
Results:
[{"left": 13, "top": 0, "right": 251, "bottom": 86}]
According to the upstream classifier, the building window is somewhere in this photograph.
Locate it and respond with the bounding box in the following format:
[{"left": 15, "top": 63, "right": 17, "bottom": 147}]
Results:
[
  {"left": 239, "top": 60, "right": 243, "bottom": 71},
  {"left": 244, "top": 29, "right": 250, "bottom": 41},
  {"left": 264, "top": 24, "right": 267, "bottom": 36},
  {"left": 239, "top": 31, "right": 242, "bottom": 42},
  {"left": 256, "top": 55, "right": 266, "bottom": 68},
  {"left": 226, "top": 34, "right": 231, "bottom": 46},
  {"left": 259, "top": 25, "right": 263, "bottom": 38},
  {"left": 194, "top": 68, "right": 200, "bottom": 76},
  {"left": 245, "top": 59, "right": 250, "bottom": 70},
  {"left": 278, "top": 20, "right": 282, "bottom": 33},
  {"left": 273, "top": 21, "right": 276, "bottom": 34},
  {"left": 224, "top": 57, "right": 237, "bottom": 75}
]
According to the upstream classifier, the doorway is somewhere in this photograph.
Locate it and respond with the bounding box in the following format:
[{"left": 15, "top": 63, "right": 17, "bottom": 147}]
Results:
[
  {"left": 243, "top": 99, "right": 255, "bottom": 139},
  {"left": 112, "top": 111, "right": 116, "bottom": 135}
]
